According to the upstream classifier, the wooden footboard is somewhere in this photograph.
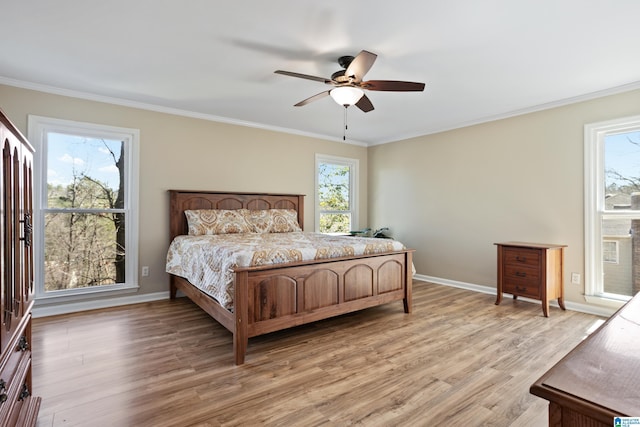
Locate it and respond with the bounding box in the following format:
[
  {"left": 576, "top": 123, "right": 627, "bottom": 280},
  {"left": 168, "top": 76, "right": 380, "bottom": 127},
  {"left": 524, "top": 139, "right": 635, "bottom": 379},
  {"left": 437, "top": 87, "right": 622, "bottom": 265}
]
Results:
[
  {"left": 171, "top": 250, "right": 413, "bottom": 364},
  {"left": 233, "top": 250, "right": 413, "bottom": 364}
]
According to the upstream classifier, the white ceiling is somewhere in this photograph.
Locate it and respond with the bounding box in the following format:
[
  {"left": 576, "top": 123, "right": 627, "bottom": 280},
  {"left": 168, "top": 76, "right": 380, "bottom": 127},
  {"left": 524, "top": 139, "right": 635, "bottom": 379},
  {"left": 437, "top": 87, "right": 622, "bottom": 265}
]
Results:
[{"left": 2, "top": 1, "right": 640, "bottom": 145}]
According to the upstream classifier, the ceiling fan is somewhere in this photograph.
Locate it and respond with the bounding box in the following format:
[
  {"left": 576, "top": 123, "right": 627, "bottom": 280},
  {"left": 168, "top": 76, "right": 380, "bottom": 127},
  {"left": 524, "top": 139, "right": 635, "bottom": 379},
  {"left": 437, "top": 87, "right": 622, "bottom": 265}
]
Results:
[{"left": 274, "top": 50, "right": 425, "bottom": 112}]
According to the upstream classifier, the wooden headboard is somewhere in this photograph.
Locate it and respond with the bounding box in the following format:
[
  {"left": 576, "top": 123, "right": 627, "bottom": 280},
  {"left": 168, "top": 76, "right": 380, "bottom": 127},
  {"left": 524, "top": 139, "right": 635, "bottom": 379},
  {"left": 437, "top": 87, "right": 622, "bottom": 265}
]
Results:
[{"left": 168, "top": 190, "right": 305, "bottom": 240}]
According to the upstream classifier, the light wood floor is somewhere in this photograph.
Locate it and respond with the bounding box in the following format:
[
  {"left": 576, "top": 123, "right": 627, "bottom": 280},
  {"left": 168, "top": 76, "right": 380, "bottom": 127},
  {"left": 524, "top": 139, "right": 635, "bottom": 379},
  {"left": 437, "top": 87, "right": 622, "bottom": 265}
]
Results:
[{"left": 32, "top": 282, "right": 602, "bottom": 427}]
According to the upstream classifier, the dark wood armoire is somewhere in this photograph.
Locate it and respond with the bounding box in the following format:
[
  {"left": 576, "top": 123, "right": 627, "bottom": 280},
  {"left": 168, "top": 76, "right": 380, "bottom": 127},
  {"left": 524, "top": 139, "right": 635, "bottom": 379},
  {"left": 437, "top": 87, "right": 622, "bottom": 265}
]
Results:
[{"left": 0, "top": 109, "right": 40, "bottom": 426}]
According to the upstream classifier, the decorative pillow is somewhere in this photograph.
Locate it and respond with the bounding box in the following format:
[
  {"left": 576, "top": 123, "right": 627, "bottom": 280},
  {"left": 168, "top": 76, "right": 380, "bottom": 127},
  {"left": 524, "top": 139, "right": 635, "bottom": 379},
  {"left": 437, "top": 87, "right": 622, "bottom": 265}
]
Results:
[
  {"left": 243, "top": 209, "right": 272, "bottom": 233},
  {"left": 244, "top": 209, "right": 302, "bottom": 233},
  {"left": 268, "top": 209, "right": 302, "bottom": 233},
  {"left": 185, "top": 209, "right": 253, "bottom": 235}
]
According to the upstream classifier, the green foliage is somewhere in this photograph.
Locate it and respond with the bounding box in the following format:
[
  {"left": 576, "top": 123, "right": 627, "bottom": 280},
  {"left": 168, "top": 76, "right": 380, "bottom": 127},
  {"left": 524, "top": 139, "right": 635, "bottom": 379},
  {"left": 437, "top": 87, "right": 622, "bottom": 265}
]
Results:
[
  {"left": 319, "top": 213, "right": 350, "bottom": 233},
  {"left": 318, "top": 163, "right": 351, "bottom": 233}
]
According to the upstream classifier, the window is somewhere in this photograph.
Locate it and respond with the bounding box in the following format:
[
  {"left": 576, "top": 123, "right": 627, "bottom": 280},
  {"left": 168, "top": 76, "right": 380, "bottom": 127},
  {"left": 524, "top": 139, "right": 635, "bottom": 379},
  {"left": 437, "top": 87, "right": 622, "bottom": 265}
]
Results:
[
  {"left": 315, "top": 154, "right": 358, "bottom": 233},
  {"left": 585, "top": 115, "right": 640, "bottom": 302},
  {"left": 28, "top": 116, "right": 139, "bottom": 299},
  {"left": 602, "top": 240, "right": 619, "bottom": 264}
]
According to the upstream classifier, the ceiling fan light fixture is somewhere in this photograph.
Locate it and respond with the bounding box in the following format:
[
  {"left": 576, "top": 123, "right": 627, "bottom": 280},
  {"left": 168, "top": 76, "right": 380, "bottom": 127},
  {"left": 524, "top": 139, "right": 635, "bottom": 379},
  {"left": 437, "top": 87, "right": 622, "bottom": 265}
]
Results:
[{"left": 330, "top": 86, "right": 364, "bottom": 106}]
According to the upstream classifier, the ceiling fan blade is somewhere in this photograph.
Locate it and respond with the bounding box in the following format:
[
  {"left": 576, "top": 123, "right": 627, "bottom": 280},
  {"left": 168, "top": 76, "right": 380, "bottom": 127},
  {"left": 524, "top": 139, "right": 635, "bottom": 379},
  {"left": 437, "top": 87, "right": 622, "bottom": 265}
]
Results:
[
  {"left": 274, "top": 70, "right": 333, "bottom": 84},
  {"left": 355, "top": 94, "right": 374, "bottom": 113},
  {"left": 345, "top": 50, "right": 377, "bottom": 82},
  {"left": 294, "top": 91, "right": 331, "bottom": 107},
  {"left": 362, "top": 80, "right": 426, "bottom": 92}
]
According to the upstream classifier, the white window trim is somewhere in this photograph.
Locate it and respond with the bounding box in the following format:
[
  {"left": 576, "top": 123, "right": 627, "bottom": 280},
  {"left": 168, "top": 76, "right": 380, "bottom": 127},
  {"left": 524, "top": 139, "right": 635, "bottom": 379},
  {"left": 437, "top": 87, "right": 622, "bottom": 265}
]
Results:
[
  {"left": 584, "top": 114, "right": 640, "bottom": 306},
  {"left": 315, "top": 154, "right": 359, "bottom": 233},
  {"left": 28, "top": 115, "right": 140, "bottom": 301}
]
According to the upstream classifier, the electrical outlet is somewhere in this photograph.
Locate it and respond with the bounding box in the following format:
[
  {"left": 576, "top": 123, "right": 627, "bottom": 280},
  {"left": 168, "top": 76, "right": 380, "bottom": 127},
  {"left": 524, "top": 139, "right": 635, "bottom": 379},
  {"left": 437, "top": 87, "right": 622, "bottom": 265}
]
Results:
[
  {"left": 142, "top": 266, "right": 149, "bottom": 277},
  {"left": 571, "top": 272, "right": 581, "bottom": 285}
]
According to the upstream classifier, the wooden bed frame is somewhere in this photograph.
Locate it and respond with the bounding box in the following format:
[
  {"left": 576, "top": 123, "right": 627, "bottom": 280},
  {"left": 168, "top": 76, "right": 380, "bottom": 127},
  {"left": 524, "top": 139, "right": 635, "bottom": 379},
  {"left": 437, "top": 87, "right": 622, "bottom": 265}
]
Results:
[{"left": 168, "top": 190, "right": 414, "bottom": 365}]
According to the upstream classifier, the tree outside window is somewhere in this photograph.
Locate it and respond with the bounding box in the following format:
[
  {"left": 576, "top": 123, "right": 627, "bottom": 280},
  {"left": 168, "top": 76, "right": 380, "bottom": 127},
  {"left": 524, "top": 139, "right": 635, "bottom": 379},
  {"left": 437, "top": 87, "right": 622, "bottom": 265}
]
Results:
[
  {"left": 44, "top": 134, "right": 125, "bottom": 290},
  {"left": 316, "top": 155, "right": 358, "bottom": 234}
]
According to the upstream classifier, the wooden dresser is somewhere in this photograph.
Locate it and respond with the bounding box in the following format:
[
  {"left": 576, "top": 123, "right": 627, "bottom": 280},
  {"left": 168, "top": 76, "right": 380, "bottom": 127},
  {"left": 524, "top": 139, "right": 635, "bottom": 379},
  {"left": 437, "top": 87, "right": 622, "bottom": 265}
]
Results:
[
  {"left": 0, "top": 109, "right": 40, "bottom": 426},
  {"left": 530, "top": 292, "right": 640, "bottom": 426},
  {"left": 494, "top": 242, "right": 566, "bottom": 317}
]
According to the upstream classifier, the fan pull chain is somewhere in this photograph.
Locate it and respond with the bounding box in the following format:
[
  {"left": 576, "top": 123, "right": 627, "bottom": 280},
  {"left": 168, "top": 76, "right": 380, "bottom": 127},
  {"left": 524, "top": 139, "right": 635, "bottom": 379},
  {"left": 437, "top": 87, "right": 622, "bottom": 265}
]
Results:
[{"left": 343, "top": 106, "right": 348, "bottom": 141}]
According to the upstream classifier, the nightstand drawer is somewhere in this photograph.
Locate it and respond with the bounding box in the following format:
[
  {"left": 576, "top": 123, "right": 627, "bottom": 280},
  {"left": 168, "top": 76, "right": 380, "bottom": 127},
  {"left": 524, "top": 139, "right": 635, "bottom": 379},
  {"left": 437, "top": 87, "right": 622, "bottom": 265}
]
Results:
[
  {"left": 503, "top": 264, "right": 540, "bottom": 285},
  {"left": 503, "top": 282, "right": 541, "bottom": 299},
  {"left": 502, "top": 247, "right": 540, "bottom": 268}
]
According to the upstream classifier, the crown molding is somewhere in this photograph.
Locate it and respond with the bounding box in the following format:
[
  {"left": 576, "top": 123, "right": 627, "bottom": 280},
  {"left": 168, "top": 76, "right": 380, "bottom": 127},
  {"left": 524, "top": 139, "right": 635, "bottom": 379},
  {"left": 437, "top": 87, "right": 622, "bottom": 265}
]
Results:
[
  {"left": 0, "top": 76, "right": 368, "bottom": 147},
  {"left": 3, "top": 75, "right": 639, "bottom": 148},
  {"left": 369, "top": 80, "right": 640, "bottom": 146}
]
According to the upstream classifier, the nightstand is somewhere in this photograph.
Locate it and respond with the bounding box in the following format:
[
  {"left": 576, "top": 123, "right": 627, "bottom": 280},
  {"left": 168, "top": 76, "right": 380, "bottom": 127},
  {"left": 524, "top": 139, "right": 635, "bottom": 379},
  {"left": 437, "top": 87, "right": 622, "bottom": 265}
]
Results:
[{"left": 494, "top": 242, "right": 567, "bottom": 317}]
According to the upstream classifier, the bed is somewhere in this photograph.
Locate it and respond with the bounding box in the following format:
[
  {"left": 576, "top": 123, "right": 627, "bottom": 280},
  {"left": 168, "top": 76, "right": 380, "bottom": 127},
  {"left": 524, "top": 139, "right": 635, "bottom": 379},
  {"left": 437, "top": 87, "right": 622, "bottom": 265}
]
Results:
[{"left": 166, "top": 190, "right": 414, "bottom": 365}]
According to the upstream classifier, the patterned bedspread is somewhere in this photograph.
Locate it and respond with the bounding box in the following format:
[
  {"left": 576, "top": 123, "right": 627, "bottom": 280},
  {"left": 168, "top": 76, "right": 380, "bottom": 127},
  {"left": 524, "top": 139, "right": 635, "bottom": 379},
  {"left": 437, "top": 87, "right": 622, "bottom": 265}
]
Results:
[{"left": 166, "top": 232, "right": 405, "bottom": 310}]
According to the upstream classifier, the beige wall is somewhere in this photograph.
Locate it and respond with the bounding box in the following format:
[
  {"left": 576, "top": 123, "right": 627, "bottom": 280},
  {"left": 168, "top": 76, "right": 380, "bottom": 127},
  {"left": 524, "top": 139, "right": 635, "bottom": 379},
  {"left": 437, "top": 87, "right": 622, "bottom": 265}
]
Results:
[
  {"left": 4, "top": 82, "right": 640, "bottom": 311},
  {"left": 369, "top": 88, "right": 640, "bottom": 306},
  {"left": 0, "top": 84, "right": 368, "bottom": 307}
]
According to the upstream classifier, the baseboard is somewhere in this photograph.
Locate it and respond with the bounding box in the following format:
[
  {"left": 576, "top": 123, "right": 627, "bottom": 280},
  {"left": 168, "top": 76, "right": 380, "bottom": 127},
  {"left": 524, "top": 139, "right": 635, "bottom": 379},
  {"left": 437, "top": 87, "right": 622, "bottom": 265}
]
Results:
[
  {"left": 32, "top": 291, "right": 170, "bottom": 318},
  {"left": 414, "top": 274, "right": 616, "bottom": 318},
  {"left": 33, "top": 275, "right": 616, "bottom": 319}
]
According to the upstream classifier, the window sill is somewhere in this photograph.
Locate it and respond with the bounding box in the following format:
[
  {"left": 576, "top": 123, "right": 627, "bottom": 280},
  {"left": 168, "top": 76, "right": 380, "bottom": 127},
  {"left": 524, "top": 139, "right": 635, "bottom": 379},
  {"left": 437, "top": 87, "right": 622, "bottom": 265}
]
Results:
[
  {"left": 35, "top": 283, "right": 140, "bottom": 304},
  {"left": 31, "top": 285, "right": 170, "bottom": 318},
  {"left": 583, "top": 294, "right": 629, "bottom": 310}
]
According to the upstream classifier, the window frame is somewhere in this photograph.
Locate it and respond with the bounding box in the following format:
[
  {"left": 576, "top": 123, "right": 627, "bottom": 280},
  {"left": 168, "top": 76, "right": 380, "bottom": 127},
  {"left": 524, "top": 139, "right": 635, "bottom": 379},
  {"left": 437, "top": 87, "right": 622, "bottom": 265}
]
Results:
[
  {"left": 314, "top": 154, "right": 359, "bottom": 233},
  {"left": 28, "top": 115, "right": 140, "bottom": 300},
  {"left": 584, "top": 114, "right": 640, "bottom": 305}
]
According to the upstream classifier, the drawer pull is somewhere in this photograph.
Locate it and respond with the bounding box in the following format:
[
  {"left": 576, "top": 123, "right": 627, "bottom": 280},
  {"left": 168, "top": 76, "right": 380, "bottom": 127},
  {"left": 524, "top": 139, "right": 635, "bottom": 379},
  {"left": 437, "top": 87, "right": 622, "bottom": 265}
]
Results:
[
  {"left": 18, "top": 384, "right": 30, "bottom": 401},
  {"left": 17, "top": 336, "right": 29, "bottom": 352},
  {"left": 515, "top": 286, "right": 527, "bottom": 293},
  {"left": 516, "top": 256, "right": 527, "bottom": 262},
  {"left": 515, "top": 271, "right": 527, "bottom": 277}
]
